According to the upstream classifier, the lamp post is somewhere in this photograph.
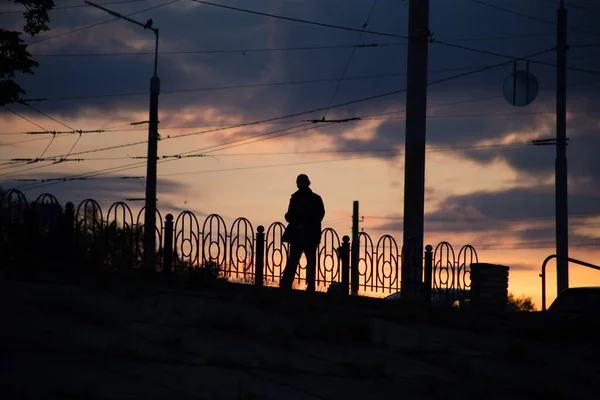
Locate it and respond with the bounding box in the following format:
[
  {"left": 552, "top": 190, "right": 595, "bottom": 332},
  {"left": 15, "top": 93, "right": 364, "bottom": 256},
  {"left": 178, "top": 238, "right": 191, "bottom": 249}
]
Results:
[{"left": 85, "top": 1, "right": 160, "bottom": 271}]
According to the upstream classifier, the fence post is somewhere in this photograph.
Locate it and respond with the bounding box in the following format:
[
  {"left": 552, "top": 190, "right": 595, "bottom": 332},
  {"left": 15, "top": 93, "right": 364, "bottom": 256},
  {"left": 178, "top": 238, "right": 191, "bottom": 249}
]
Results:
[
  {"left": 63, "top": 202, "right": 75, "bottom": 267},
  {"left": 163, "top": 214, "right": 174, "bottom": 276},
  {"left": 340, "top": 235, "right": 350, "bottom": 296},
  {"left": 254, "top": 226, "right": 265, "bottom": 287},
  {"left": 423, "top": 244, "right": 433, "bottom": 306},
  {"left": 351, "top": 201, "right": 359, "bottom": 296}
]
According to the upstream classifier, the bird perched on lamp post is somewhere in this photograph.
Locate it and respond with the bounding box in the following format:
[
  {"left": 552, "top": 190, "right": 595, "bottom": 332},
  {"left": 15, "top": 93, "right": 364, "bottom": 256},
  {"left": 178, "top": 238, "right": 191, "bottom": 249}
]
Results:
[{"left": 144, "top": 19, "right": 153, "bottom": 29}]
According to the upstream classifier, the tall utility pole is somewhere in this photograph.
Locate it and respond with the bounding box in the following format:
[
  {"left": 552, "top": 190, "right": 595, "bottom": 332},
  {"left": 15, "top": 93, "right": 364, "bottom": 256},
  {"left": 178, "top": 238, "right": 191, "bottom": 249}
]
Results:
[
  {"left": 85, "top": 2, "right": 160, "bottom": 271},
  {"left": 556, "top": 1, "right": 569, "bottom": 294},
  {"left": 402, "top": 0, "right": 430, "bottom": 300}
]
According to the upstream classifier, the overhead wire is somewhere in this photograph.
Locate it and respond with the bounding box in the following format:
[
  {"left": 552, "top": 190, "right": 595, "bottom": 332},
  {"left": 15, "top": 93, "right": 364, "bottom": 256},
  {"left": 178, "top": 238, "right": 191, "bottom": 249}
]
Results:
[
  {"left": 29, "top": 32, "right": 576, "bottom": 59},
  {"left": 10, "top": 140, "right": 539, "bottom": 185},
  {"left": 322, "top": 0, "right": 379, "bottom": 121},
  {"left": 1, "top": 105, "right": 50, "bottom": 132},
  {"left": 28, "top": 0, "right": 182, "bottom": 46},
  {"left": 15, "top": 106, "right": 600, "bottom": 163},
  {"left": 0, "top": 0, "right": 148, "bottom": 14},
  {"left": 31, "top": 42, "right": 406, "bottom": 58},
  {"left": 467, "top": 0, "right": 600, "bottom": 38},
  {"left": 187, "top": 0, "right": 407, "bottom": 39},
  {"left": 21, "top": 102, "right": 75, "bottom": 131},
  {"left": 20, "top": 64, "right": 514, "bottom": 103},
  {"left": 24, "top": 40, "right": 593, "bottom": 105},
  {"left": 4, "top": 47, "right": 557, "bottom": 186},
  {"left": 431, "top": 40, "right": 600, "bottom": 76}
]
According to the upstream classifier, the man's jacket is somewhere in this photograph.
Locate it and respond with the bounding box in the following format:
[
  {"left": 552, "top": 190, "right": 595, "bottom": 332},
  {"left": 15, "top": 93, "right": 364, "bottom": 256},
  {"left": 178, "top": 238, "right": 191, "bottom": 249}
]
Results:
[{"left": 284, "top": 188, "right": 325, "bottom": 245}]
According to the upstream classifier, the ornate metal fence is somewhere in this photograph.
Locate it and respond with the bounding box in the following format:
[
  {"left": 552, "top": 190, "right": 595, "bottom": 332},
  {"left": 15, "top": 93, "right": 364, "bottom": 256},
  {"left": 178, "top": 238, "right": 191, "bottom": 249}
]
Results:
[{"left": 0, "top": 189, "right": 477, "bottom": 297}]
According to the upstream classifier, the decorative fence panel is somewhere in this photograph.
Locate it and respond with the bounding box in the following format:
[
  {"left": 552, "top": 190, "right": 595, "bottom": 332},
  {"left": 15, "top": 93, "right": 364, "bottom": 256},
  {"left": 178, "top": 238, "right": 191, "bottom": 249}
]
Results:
[{"left": 0, "top": 190, "right": 478, "bottom": 298}]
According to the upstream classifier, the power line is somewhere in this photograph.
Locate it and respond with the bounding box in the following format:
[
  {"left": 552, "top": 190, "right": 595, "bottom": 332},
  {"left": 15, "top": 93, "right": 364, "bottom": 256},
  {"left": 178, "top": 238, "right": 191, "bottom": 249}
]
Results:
[
  {"left": 5, "top": 49, "right": 556, "bottom": 187},
  {"left": 468, "top": 0, "right": 600, "bottom": 38},
  {"left": 9, "top": 123, "right": 331, "bottom": 190},
  {"left": 25, "top": 44, "right": 573, "bottom": 104},
  {"left": 21, "top": 102, "right": 75, "bottom": 131},
  {"left": 28, "top": 32, "right": 569, "bottom": 59},
  {"left": 0, "top": 137, "right": 52, "bottom": 148},
  {"left": 162, "top": 62, "right": 526, "bottom": 159},
  {"left": 0, "top": 0, "right": 148, "bottom": 14},
  {"left": 0, "top": 94, "right": 507, "bottom": 136},
  {"left": 0, "top": 136, "right": 555, "bottom": 163},
  {"left": 31, "top": 42, "right": 405, "bottom": 57},
  {"left": 2, "top": 106, "right": 49, "bottom": 132},
  {"left": 188, "top": 0, "right": 407, "bottom": 39},
  {"left": 322, "top": 0, "right": 379, "bottom": 120},
  {"left": 20, "top": 64, "right": 507, "bottom": 103},
  {"left": 3, "top": 63, "right": 544, "bottom": 179},
  {"left": 8, "top": 141, "right": 537, "bottom": 184},
  {"left": 432, "top": 40, "right": 600, "bottom": 76},
  {"left": 7, "top": 93, "right": 569, "bottom": 139},
  {"left": 28, "top": 0, "right": 182, "bottom": 46},
  {"left": 362, "top": 107, "right": 600, "bottom": 121},
  {"left": 36, "top": 49, "right": 555, "bottom": 160}
]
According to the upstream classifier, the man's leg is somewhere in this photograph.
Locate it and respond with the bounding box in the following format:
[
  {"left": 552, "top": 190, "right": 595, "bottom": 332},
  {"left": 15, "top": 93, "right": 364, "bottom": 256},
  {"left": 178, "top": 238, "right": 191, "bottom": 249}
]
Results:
[
  {"left": 305, "top": 242, "right": 318, "bottom": 292},
  {"left": 280, "top": 242, "right": 303, "bottom": 289}
]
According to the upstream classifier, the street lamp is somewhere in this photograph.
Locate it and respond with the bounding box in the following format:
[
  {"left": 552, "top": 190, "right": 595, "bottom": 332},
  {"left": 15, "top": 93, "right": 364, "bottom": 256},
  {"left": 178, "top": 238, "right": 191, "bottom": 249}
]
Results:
[{"left": 85, "top": 1, "right": 160, "bottom": 271}]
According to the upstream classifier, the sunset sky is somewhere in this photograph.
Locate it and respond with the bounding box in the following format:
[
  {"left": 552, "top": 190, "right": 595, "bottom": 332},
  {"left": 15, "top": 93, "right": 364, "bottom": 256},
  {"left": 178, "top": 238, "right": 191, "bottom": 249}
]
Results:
[{"left": 2, "top": 0, "right": 600, "bottom": 307}]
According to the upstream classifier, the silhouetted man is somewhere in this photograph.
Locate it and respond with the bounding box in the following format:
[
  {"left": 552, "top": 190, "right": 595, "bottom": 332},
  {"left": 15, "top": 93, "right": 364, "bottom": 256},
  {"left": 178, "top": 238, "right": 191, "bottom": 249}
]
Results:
[{"left": 280, "top": 174, "right": 325, "bottom": 292}]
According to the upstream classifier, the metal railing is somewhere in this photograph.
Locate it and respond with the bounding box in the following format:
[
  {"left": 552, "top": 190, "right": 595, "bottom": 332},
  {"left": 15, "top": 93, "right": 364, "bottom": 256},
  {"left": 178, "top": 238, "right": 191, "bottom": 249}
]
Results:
[
  {"left": 540, "top": 254, "right": 600, "bottom": 311},
  {"left": 1, "top": 189, "right": 477, "bottom": 297}
]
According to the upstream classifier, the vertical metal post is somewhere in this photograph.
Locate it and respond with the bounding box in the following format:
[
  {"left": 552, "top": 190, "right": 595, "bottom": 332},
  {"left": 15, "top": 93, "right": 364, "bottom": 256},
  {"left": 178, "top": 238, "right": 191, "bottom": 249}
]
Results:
[
  {"left": 423, "top": 244, "right": 433, "bottom": 306},
  {"left": 351, "top": 201, "right": 359, "bottom": 295},
  {"left": 143, "top": 74, "right": 160, "bottom": 271},
  {"left": 556, "top": 3, "right": 569, "bottom": 294},
  {"left": 63, "top": 202, "right": 75, "bottom": 266},
  {"left": 402, "top": 0, "right": 430, "bottom": 300},
  {"left": 163, "top": 214, "right": 173, "bottom": 275},
  {"left": 255, "top": 226, "right": 265, "bottom": 287},
  {"left": 340, "top": 235, "right": 350, "bottom": 296}
]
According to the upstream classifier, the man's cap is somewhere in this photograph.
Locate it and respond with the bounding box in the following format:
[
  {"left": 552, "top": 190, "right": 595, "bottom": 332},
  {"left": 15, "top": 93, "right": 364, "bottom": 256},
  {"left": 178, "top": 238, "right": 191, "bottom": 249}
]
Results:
[{"left": 296, "top": 174, "right": 310, "bottom": 187}]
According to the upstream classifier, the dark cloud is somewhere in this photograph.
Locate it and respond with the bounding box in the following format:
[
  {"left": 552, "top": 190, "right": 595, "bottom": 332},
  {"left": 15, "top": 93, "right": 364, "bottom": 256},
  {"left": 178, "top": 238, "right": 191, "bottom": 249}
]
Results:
[
  {"left": 459, "top": 111, "right": 600, "bottom": 182},
  {"left": 7, "top": 0, "right": 597, "bottom": 119},
  {"left": 3, "top": 0, "right": 600, "bottom": 195},
  {"left": 369, "top": 183, "right": 600, "bottom": 245}
]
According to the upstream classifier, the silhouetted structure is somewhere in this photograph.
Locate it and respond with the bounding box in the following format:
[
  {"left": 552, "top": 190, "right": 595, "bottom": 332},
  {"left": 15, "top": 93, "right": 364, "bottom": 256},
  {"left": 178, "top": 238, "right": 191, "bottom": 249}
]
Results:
[
  {"left": 280, "top": 174, "right": 325, "bottom": 291},
  {"left": 0, "top": 189, "right": 477, "bottom": 300}
]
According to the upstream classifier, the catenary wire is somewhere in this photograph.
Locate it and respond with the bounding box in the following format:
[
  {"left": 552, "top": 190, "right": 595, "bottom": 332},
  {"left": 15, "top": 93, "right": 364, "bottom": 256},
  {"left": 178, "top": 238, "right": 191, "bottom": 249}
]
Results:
[
  {"left": 0, "top": 56, "right": 552, "bottom": 180},
  {"left": 187, "top": 0, "right": 407, "bottom": 39},
  {"left": 4, "top": 48, "right": 556, "bottom": 181},
  {"left": 31, "top": 42, "right": 406, "bottom": 57},
  {"left": 468, "top": 0, "right": 600, "bottom": 38},
  {"left": 431, "top": 40, "right": 600, "bottom": 76},
  {"left": 0, "top": 0, "right": 148, "bottom": 14},
  {"left": 19, "top": 64, "right": 512, "bottom": 103},
  {"left": 29, "top": 32, "right": 574, "bottom": 59},
  {"left": 28, "top": 0, "right": 182, "bottom": 46},
  {"left": 322, "top": 0, "right": 379, "bottom": 120},
  {"left": 2, "top": 106, "right": 50, "bottom": 132}
]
